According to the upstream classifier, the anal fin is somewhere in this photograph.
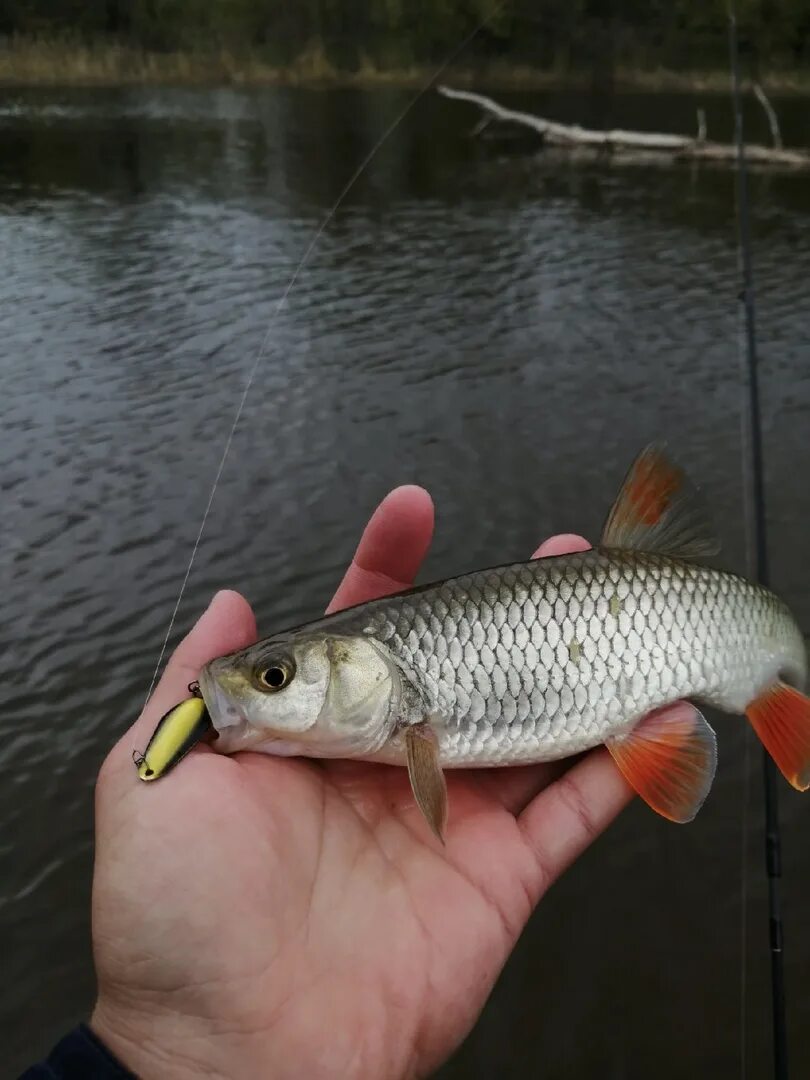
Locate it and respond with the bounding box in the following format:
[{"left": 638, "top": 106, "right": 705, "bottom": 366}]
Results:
[
  {"left": 606, "top": 701, "right": 717, "bottom": 823},
  {"left": 747, "top": 682, "right": 810, "bottom": 791}
]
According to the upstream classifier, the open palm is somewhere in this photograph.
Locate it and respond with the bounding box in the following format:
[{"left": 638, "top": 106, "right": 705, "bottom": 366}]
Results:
[{"left": 91, "top": 487, "right": 631, "bottom": 1079}]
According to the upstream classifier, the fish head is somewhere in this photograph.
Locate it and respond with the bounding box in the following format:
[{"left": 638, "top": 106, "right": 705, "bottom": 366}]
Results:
[{"left": 199, "top": 631, "right": 400, "bottom": 758}]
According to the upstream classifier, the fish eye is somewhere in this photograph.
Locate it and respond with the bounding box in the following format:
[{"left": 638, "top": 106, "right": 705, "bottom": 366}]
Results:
[{"left": 257, "top": 660, "right": 294, "bottom": 692}]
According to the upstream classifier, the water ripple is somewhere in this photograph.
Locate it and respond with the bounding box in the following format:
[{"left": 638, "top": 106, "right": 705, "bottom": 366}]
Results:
[{"left": 0, "top": 83, "right": 808, "bottom": 1077}]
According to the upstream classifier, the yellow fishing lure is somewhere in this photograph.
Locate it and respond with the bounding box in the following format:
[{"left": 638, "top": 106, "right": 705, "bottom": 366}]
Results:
[{"left": 134, "top": 683, "right": 213, "bottom": 780}]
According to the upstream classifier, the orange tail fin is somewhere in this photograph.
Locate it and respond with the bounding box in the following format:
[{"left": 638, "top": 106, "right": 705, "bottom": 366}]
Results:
[{"left": 746, "top": 683, "right": 810, "bottom": 791}]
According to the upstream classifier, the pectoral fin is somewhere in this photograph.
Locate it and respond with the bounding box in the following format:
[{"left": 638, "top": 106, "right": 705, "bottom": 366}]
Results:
[
  {"left": 405, "top": 722, "right": 448, "bottom": 843},
  {"left": 605, "top": 701, "right": 717, "bottom": 822}
]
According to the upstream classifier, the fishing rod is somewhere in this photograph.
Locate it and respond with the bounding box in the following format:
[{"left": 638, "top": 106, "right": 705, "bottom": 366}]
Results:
[{"left": 727, "top": 6, "right": 788, "bottom": 1079}]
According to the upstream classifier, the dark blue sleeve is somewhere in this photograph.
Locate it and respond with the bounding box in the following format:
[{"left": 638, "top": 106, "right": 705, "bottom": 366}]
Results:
[{"left": 18, "top": 1024, "right": 135, "bottom": 1079}]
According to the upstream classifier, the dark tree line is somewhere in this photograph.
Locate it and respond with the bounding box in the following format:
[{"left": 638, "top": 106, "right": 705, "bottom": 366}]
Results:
[{"left": 1, "top": 1, "right": 808, "bottom": 70}]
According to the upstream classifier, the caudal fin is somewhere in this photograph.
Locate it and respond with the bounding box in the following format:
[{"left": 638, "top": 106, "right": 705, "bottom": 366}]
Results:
[{"left": 747, "top": 683, "right": 810, "bottom": 791}]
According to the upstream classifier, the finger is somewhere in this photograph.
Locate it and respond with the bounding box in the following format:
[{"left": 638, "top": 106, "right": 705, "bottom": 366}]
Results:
[
  {"left": 484, "top": 533, "right": 593, "bottom": 815},
  {"left": 532, "top": 533, "right": 590, "bottom": 558},
  {"left": 327, "top": 485, "right": 434, "bottom": 613},
  {"left": 106, "top": 590, "right": 257, "bottom": 776},
  {"left": 468, "top": 761, "right": 567, "bottom": 813},
  {"left": 518, "top": 747, "right": 632, "bottom": 900}
]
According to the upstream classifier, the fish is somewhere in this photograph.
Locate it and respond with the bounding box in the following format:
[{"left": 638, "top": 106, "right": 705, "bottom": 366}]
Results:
[{"left": 197, "top": 446, "right": 810, "bottom": 840}]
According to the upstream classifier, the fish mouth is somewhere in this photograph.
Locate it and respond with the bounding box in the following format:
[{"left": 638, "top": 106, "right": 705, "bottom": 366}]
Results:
[{"left": 198, "top": 664, "right": 247, "bottom": 731}]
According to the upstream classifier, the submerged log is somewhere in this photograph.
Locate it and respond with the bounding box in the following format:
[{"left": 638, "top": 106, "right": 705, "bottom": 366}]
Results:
[{"left": 438, "top": 85, "right": 810, "bottom": 169}]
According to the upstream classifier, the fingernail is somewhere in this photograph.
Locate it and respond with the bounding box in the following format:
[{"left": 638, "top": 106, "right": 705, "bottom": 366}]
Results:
[{"left": 205, "top": 590, "right": 227, "bottom": 615}]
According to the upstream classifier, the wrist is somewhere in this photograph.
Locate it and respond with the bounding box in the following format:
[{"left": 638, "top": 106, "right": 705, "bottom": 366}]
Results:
[{"left": 90, "top": 997, "right": 231, "bottom": 1080}]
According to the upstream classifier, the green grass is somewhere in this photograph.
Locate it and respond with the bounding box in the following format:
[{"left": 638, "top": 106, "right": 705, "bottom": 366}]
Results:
[{"left": 2, "top": 36, "right": 810, "bottom": 94}]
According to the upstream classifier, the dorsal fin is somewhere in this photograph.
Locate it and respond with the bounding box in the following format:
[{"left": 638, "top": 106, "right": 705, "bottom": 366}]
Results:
[{"left": 601, "top": 445, "right": 720, "bottom": 560}]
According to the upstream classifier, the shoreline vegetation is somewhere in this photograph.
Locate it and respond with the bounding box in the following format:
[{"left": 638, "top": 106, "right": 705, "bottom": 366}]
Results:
[{"left": 2, "top": 37, "right": 810, "bottom": 95}]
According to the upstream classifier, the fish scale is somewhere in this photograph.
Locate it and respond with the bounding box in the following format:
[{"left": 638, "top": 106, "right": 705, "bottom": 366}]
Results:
[{"left": 321, "top": 548, "right": 805, "bottom": 766}]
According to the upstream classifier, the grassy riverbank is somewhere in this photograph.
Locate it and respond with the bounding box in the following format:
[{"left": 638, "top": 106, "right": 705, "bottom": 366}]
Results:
[{"left": 1, "top": 37, "right": 809, "bottom": 94}]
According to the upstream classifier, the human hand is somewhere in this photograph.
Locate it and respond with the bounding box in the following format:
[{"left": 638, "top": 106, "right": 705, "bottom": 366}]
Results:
[{"left": 90, "top": 487, "right": 631, "bottom": 1079}]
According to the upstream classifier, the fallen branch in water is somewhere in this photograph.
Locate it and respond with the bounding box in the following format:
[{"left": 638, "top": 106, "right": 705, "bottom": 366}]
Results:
[
  {"left": 752, "top": 82, "right": 783, "bottom": 149},
  {"left": 438, "top": 84, "right": 810, "bottom": 168},
  {"left": 696, "top": 108, "right": 707, "bottom": 142}
]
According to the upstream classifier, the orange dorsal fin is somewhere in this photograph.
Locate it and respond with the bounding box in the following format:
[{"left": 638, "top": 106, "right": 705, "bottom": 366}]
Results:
[
  {"left": 601, "top": 445, "right": 720, "bottom": 560},
  {"left": 606, "top": 702, "right": 717, "bottom": 822},
  {"left": 747, "top": 683, "right": 810, "bottom": 791}
]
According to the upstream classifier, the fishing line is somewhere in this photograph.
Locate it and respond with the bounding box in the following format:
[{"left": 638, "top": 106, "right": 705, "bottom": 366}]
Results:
[
  {"left": 142, "top": 8, "right": 505, "bottom": 709},
  {"left": 727, "top": 5, "right": 788, "bottom": 1079}
]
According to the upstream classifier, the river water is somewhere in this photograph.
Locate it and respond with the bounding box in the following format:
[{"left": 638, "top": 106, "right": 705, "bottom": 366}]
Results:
[{"left": 1, "top": 83, "right": 808, "bottom": 1077}]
